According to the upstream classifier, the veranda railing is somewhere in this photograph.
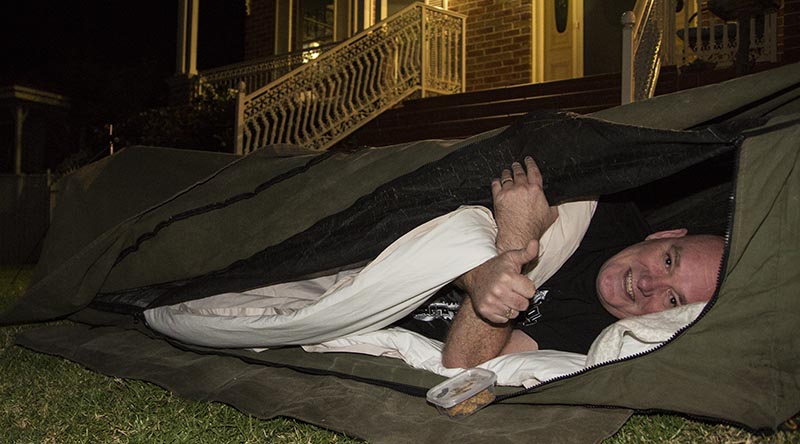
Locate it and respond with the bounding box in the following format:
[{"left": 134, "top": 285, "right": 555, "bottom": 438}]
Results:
[
  {"left": 233, "top": 2, "right": 465, "bottom": 155},
  {"left": 196, "top": 42, "right": 339, "bottom": 95},
  {"left": 673, "top": 0, "right": 778, "bottom": 68},
  {"left": 622, "top": 0, "right": 780, "bottom": 104}
]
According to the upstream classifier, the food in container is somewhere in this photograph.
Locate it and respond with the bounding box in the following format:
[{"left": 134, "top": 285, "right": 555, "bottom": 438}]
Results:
[{"left": 426, "top": 368, "right": 497, "bottom": 417}]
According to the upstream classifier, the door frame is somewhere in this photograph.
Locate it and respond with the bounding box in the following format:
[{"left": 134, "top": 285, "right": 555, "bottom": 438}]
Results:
[{"left": 532, "top": 0, "right": 584, "bottom": 83}]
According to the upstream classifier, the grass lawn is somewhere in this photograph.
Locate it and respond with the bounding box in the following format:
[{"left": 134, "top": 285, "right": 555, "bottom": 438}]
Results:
[{"left": 2, "top": 265, "right": 798, "bottom": 444}]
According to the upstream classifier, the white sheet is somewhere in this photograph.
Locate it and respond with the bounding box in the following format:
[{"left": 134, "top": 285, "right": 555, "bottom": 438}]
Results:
[
  {"left": 145, "top": 202, "right": 704, "bottom": 386},
  {"left": 306, "top": 303, "right": 705, "bottom": 387},
  {"left": 145, "top": 203, "right": 593, "bottom": 347}
]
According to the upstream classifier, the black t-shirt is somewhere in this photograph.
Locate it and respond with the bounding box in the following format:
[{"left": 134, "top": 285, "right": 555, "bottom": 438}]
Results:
[
  {"left": 395, "top": 201, "right": 652, "bottom": 354},
  {"left": 516, "top": 201, "right": 651, "bottom": 353}
]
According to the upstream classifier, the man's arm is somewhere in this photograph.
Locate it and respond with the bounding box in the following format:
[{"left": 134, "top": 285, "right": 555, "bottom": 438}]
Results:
[
  {"left": 463, "top": 157, "right": 558, "bottom": 321},
  {"left": 442, "top": 241, "right": 539, "bottom": 368},
  {"left": 442, "top": 157, "right": 557, "bottom": 368},
  {"left": 493, "top": 157, "right": 558, "bottom": 253}
]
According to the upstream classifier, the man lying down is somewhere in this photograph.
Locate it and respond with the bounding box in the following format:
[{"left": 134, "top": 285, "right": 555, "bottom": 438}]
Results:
[
  {"left": 144, "top": 156, "right": 725, "bottom": 384},
  {"left": 395, "top": 156, "right": 724, "bottom": 369}
]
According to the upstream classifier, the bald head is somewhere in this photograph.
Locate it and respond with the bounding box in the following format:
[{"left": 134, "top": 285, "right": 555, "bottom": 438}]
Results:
[{"left": 595, "top": 229, "right": 724, "bottom": 319}]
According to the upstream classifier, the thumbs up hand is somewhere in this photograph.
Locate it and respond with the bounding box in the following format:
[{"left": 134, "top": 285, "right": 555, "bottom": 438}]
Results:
[{"left": 456, "top": 239, "right": 540, "bottom": 324}]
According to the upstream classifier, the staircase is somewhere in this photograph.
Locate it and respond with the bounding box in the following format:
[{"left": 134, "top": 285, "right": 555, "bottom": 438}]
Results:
[
  {"left": 231, "top": 3, "right": 466, "bottom": 155},
  {"left": 338, "top": 73, "right": 622, "bottom": 148},
  {"left": 336, "top": 57, "right": 784, "bottom": 150}
]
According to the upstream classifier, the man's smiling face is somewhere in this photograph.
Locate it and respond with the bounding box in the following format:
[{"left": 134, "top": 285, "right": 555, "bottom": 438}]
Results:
[{"left": 595, "top": 229, "right": 725, "bottom": 319}]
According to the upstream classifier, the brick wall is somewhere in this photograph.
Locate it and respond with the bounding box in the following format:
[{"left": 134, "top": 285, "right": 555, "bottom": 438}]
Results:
[
  {"left": 783, "top": 0, "right": 800, "bottom": 63},
  {"left": 244, "top": 0, "right": 276, "bottom": 60},
  {"left": 448, "top": 0, "right": 532, "bottom": 91}
]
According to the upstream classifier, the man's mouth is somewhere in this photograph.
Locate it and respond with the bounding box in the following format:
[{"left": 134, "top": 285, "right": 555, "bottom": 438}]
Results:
[{"left": 625, "top": 269, "right": 635, "bottom": 302}]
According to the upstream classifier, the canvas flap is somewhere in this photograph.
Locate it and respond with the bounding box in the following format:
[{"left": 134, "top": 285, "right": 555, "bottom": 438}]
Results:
[
  {"left": 97, "top": 111, "right": 742, "bottom": 312},
  {"left": 15, "top": 323, "right": 631, "bottom": 444}
]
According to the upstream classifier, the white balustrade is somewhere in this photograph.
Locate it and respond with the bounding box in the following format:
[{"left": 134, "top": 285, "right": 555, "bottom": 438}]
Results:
[{"left": 232, "top": 3, "right": 464, "bottom": 155}]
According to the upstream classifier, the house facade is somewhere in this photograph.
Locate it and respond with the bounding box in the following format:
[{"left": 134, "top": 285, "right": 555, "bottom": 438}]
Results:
[
  {"left": 171, "top": 0, "right": 800, "bottom": 154},
  {"left": 234, "top": 0, "right": 799, "bottom": 92},
  {"left": 241, "top": 0, "right": 637, "bottom": 91}
]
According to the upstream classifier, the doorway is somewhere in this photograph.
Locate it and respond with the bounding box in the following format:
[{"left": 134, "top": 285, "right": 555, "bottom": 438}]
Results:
[{"left": 533, "top": 0, "right": 584, "bottom": 82}]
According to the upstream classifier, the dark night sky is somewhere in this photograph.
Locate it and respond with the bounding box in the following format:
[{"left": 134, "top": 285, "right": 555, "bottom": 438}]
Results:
[{"left": 2, "top": 1, "right": 244, "bottom": 122}]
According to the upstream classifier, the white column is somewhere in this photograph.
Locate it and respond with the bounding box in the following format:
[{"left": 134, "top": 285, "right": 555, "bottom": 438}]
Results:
[
  {"left": 377, "top": 0, "right": 388, "bottom": 21},
  {"left": 621, "top": 11, "right": 636, "bottom": 105},
  {"left": 234, "top": 81, "right": 246, "bottom": 156},
  {"left": 176, "top": 0, "right": 199, "bottom": 75},
  {"left": 531, "top": 2, "right": 544, "bottom": 84}
]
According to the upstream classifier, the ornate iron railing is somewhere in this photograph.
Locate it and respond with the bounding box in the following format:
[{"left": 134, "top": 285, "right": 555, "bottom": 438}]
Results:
[
  {"left": 621, "top": 0, "right": 672, "bottom": 104},
  {"left": 234, "top": 3, "right": 465, "bottom": 154},
  {"left": 197, "top": 42, "right": 339, "bottom": 95},
  {"left": 622, "top": 0, "right": 780, "bottom": 104},
  {"left": 674, "top": 0, "right": 779, "bottom": 68}
]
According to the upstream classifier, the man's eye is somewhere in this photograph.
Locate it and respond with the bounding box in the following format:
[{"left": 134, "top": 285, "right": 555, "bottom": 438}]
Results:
[
  {"left": 669, "top": 295, "right": 678, "bottom": 307},
  {"left": 665, "top": 254, "right": 672, "bottom": 268}
]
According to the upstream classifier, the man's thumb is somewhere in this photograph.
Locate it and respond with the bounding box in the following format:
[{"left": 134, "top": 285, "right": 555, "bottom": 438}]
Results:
[{"left": 509, "top": 239, "right": 539, "bottom": 266}]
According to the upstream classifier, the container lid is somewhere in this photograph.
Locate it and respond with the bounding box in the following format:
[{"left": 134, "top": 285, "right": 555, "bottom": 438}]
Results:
[{"left": 426, "top": 368, "right": 497, "bottom": 409}]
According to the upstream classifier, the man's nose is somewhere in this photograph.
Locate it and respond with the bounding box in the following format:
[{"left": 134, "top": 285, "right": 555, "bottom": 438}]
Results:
[{"left": 637, "top": 274, "right": 669, "bottom": 296}]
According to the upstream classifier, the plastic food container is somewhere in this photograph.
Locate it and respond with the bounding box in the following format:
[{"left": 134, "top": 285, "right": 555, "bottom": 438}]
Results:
[{"left": 426, "top": 368, "right": 497, "bottom": 417}]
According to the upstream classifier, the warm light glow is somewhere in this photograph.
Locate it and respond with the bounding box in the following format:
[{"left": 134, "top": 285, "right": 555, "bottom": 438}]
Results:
[{"left": 302, "top": 41, "right": 322, "bottom": 63}]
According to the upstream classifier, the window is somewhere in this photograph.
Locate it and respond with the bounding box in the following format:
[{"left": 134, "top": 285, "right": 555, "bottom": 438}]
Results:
[{"left": 295, "top": 0, "right": 335, "bottom": 49}]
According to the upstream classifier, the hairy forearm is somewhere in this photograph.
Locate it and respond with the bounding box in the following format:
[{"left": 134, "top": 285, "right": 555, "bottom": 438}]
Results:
[
  {"left": 495, "top": 207, "right": 558, "bottom": 254},
  {"left": 495, "top": 230, "right": 532, "bottom": 254},
  {"left": 492, "top": 157, "right": 557, "bottom": 254},
  {"left": 441, "top": 297, "right": 512, "bottom": 368}
]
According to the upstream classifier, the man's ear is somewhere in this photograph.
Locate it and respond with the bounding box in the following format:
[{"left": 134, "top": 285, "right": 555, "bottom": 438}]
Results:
[{"left": 645, "top": 228, "right": 688, "bottom": 241}]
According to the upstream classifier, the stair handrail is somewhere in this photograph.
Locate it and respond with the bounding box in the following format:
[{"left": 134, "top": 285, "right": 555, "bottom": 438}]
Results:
[
  {"left": 234, "top": 2, "right": 465, "bottom": 155},
  {"left": 621, "top": 0, "right": 671, "bottom": 104}
]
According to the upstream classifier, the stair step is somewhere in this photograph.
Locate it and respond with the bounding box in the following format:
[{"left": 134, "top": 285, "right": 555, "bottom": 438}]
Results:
[
  {"left": 338, "top": 73, "right": 622, "bottom": 149},
  {"left": 399, "top": 73, "right": 621, "bottom": 111},
  {"left": 334, "top": 62, "right": 787, "bottom": 150},
  {"left": 350, "top": 103, "right": 614, "bottom": 147},
  {"left": 364, "top": 87, "right": 620, "bottom": 135}
]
